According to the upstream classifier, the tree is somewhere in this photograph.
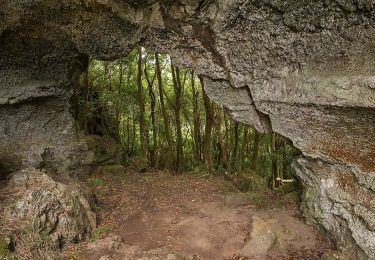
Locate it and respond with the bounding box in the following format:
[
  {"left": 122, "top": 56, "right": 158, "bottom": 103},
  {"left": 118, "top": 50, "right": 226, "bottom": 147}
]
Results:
[
  {"left": 200, "top": 77, "right": 214, "bottom": 170},
  {"left": 171, "top": 64, "right": 184, "bottom": 173},
  {"left": 230, "top": 122, "right": 240, "bottom": 172},
  {"left": 81, "top": 60, "right": 90, "bottom": 132},
  {"left": 72, "top": 46, "right": 298, "bottom": 192},
  {"left": 240, "top": 126, "right": 249, "bottom": 171},
  {"left": 271, "top": 133, "right": 281, "bottom": 189},
  {"left": 213, "top": 104, "right": 228, "bottom": 170},
  {"left": 251, "top": 128, "right": 260, "bottom": 172},
  {"left": 137, "top": 46, "right": 147, "bottom": 157},
  {"left": 155, "top": 53, "right": 174, "bottom": 169},
  {"left": 144, "top": 54, "right": 158, "bottom": 167},
  {"left": 191, "top": 71, "right": 201, "bottom": 163}
]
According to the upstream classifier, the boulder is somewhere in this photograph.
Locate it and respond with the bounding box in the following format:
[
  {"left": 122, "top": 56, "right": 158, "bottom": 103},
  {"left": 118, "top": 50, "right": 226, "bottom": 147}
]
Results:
[
  {"left": 85, "top": 135, "right": 125, "bottom": 166},
  {"left": 0, "top": 168, "right": 96, "bottom": 256},
  {"left": 239, "top": 217, "right": 277, "bottom": 257}
]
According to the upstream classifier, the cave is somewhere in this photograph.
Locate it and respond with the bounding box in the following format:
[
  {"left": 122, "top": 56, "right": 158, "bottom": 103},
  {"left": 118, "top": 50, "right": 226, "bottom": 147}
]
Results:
[{"left": 0, "top": 1, "right": 374, "bottom": 259}]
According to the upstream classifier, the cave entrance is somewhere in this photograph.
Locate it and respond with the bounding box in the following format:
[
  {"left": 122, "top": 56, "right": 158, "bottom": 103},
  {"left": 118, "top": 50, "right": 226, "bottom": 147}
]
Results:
[
  {"left": 72, "top": 47, "right": 299, "bottom": 188},
  {"left": 66, "top": 47, "right": 332, "bottom": 259}
]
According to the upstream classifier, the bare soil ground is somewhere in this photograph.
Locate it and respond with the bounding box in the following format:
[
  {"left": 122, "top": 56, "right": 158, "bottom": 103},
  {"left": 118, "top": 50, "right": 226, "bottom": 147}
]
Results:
[{"left": 64, "top": 166, "right": 332, "bottom": 260}]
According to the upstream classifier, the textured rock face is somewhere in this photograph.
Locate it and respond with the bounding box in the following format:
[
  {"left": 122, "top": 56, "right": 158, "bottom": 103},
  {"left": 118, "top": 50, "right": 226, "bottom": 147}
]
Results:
[
  {"left": 295, "top": 158, "right": 375, "bottom": 259},
  {"left": 0, "top": 168, "right": 96, "bottom": 256},
  {"left": 0, "top": 0, "right": 374, "bottom": 258}
]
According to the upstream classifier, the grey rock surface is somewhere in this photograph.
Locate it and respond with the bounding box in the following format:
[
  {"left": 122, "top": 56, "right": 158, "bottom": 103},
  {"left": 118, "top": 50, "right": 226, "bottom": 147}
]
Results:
[
  {"left": 239, "top": 216, "right": 277, "bottom": 256},
  {"left": 0, "top": 0, "right": 374, "bottom": 258},
  {"left": 295, "top": 157, "right": 375, "bottom": 259},
  {"left": 1, "top": 168, "right": 96, "bottom": 254}
]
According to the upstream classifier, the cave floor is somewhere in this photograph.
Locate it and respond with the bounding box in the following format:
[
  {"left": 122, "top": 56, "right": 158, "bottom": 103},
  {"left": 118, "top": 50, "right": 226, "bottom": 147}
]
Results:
[{"left": 64, "top": 166, "right": 332, "bottom": 260}]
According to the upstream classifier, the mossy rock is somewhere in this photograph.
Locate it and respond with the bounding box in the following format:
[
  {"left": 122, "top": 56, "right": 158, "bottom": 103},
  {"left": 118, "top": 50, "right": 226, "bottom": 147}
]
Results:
[
  {"left": 137, "top": 158, "right": 148, "bottom": 173},
  {"left": 192, "top": 163, "right": 210, "bottom": 175},
  {"left": 0, "top": 234, "right": 12, "bottom": 257},
  {"left": 276, "top": 181, "right": 300, "bottom": 195},
  {"left": 100, "top": 164, "right": 124, "bottom": 174},
  {"left": 229, "top": 172, "right": 267, "bottom": 192},
  {"left": 218, "top": 180, "right": 240, "bottom": 194},
  {"left": 247, "top": 191, "right": 268, "bottom": 205},
  {"left": 224, "top": 193, "right": 253, "bottom": 207},
  {"left": 84, "top": 136, "right": 124, "bottom": 166},
  {"left": 283, "top": 191, "right": 299, "bottom": 201}
]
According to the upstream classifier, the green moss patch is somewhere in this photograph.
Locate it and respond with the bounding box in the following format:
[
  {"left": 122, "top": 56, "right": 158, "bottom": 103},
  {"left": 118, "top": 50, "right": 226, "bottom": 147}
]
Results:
[{"left": 0, "top": 234, "right": 12, "bottom": 257}]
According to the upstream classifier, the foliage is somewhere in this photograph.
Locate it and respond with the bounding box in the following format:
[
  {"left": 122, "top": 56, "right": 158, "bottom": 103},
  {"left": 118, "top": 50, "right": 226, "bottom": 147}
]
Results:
[
  {"left": 71, "top": 46, "right": 298, "bottom": 190},
  {"left": 90, "top": 225, "right": 114, "bottom": 242},
  {"left": 87, "top": 178, "right": 103, "bottom": 188}
]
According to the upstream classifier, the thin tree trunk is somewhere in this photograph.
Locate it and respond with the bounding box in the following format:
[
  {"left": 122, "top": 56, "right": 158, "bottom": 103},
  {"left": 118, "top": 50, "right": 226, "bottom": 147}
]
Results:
[
  {"left": 81, "top": 60, "right": 90, "bottom": 132},
  {"left": 171, "top": 64, "right": 184, "bottom": 173},
  {"left": 280, "top": 139, "right": 285, "bottom": 181},
  {"left": 200, "top": 76, "right": 214, "bottom": 170},
  {"left": 251, "top": 128, "right": 260, "bottom": 172},
  {"left": 213, "top": 104, "right": 228, "bottom": 171},
  {"left": 241, "top": 126, "right": 248, "bottom": 171},
  {"left": 137, "top": 46, "right": 147, "bottom": 157},
  {"left": 73, "top": 76, "right": 81, "bottom": 131},
  {"left": 144, "top": 57, "right": 157, "bottom": 167},
  {"left": 114, "top": 60, "right": 123, "bottom": 142},
  {"left": 155, "top": 53, "right": 174, "bottom": 170},
  {"left": 223, "top": 111, "right": 230, "bottom": 169},
  {"left": 131, "top": 107, "right": 136, "bottom": 155},
  {"left": 272, "top": 133, "right": 281, "bottom": 189},
  {"left": 191, "top": 71, "right": 202, "bottom": 163},
  {"left": 126, "top": 115, "right": 130, "bottom": 155},
  {"left": 231, "top": 122, "right": 240, "bottom": 172}
]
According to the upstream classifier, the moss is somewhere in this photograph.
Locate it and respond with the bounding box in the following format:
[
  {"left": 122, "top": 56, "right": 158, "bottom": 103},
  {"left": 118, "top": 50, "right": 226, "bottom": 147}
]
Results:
[
  {"left": 177, "top": 204, "right": 192, "bottom": 215},
  {"left": 273, "top": 201, "right": 286, "bottom": 210},
  {"left": 84, "top": 136, "right": 124, "bottom": 166},
  {"left": 100, "top": 164, "right": 124, "bottom": 173},
  {"left": 276, "top": 181, "right": 301, "bottom": 195},
  {"left": 217, "top": 180, "right": 240, "bottom": 194},
  {"left": 283, "top": 191, "right": 299, "bottom": 201},
  {"left": 0, "top": 234, "right": 12, "bottom": 257},
  {"left": 84, "top": 136, "right": 97, "bottom": 149},
  {"left": 91, "top": 203, "right": 102, "bottom": 212},
  {"left": 87, "top": 177, "right": 103, "bottom": 188},
  {"left": 137, "top": 157, "right": 148, "bottom": 173},
  {"left": 91, "top": 225, "right": 114, "bottom": 241},
  {"left": 229, "top": 172, "right": 267, "bottom": 192},
  {"left": 247, "top": 191, "right": 267, "bottom": 205}
]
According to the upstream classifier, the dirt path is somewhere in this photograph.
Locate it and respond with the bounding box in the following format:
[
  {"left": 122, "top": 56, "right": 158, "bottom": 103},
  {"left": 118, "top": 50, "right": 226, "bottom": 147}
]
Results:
[{"left": 64, "top": 166, "right": 332, "bottom": 260}]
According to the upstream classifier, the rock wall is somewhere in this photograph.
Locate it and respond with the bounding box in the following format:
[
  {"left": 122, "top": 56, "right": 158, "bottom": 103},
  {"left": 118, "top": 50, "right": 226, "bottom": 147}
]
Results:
[{"left": 1, "top": 0, "right": 374, "bottom": 258}]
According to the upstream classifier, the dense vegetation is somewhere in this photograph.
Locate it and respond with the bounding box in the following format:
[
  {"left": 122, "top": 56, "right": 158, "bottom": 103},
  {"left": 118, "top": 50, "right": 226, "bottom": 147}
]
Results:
[{"left": 71, "top": 47, "right": 298, "bottom": 190}]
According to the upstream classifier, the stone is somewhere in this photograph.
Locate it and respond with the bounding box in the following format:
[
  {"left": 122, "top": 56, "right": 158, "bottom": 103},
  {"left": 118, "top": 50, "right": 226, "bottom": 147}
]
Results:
[
  {"left": 320, "top": 250, "right": 351, "bottom": 260},
  {"left": 99, "top": 256, "right": 113, "bottom": 260},
  {"left": 107, "top": 235, "right": 123, "bottom": 251},
  {"left": 224, "top": 193, "right": 253, "bottom": 208},
  {"left": 295, "top": 157, "right": 375, "bottom": 259},
  {"left": 0, "top": 168, "right": 96, "bottom": 254},
  {"left": 239, "top": 217, "right": 277, "bottom": 256},
  {"left": 166, "top": 254, "right": 177, "bottom": 260},
  {"left": 85, "top": 135, "right": 125, "bottom": 166},
  {"left": 202, "top": 77, "right": 271, "bottom": 132},
  {"left": 0, "top": 1, "right": 374, "bottom": 258},
  {"left": 0, "top": 234, "right": 12, "bottom": 257}
]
